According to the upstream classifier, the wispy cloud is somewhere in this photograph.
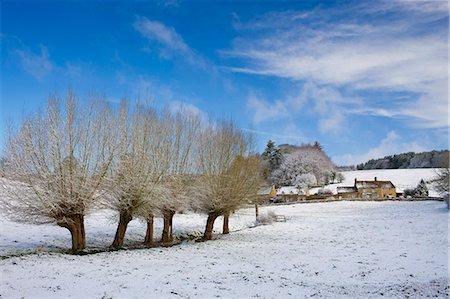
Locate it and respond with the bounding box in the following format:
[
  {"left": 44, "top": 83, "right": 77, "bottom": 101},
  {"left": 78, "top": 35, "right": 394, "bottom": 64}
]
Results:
[
  {"left": 134, "top": 17, "right": 189, "bottom": 53},
  {"left": 246, "top": 92, "right": 291, "bottom": 124},
  {"left": 242, "top": 126, "right": 304, "bottom": 141},
  {"left": 168, "top": 100, "right": 209, "bottom": 125},
  {"left": 113, "top": 71, "right": 208, "bottom": 121},
  {"left": 133, "top": 17, "right": 207, "bottom": 67},
  {"left": 5, "top": 35, "right": 94, "bottom": 82},
  {"left": 15, "top": 45, "right": 53, "bottom": 80},
  {"left": 332, "top": 130, "right": 427, "bottom": 166},
  {"left": 246, "top": 82, "right": 358, "bottom": 134},
  {"left": 242, "top": 122, "right": 308, "bottom": 147},
  {"left": 157, "top": 0, "right": 181, "bottom": 8},
  {"left": 226, "top": 1, "right": 448, "bottom": 129}
]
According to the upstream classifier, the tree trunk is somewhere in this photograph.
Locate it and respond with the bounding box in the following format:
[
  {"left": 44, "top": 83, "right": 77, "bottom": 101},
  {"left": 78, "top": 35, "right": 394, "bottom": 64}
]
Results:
[
  {"left": 255, "top": 203, "right": 259, "bottom": 219},
  {"left": 112, "top": 210, "right": 133, "bottom": 248},
  {"left": 80, "top": 216, "right": 86, "bottom": 249},
  {"left": 57, "top": 214, "right": 86, "bottom": 253},
  {"left": 162, "top": 209, "right": 175, "bottom": 243},
  {"left": 223, "top": 211, "right": 230, "bottom": 234},
  {"left": 144, "top": 215, "right": 154, "bottom": 246},
  {"left": 203, "top": 212, "right": 219, "bottom": 240},
  {"left": 169, "top": 210, "right": 175, "bottom": 242}
]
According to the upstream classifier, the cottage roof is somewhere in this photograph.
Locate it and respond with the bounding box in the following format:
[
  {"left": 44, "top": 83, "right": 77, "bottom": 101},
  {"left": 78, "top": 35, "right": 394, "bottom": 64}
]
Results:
[
  {"left": 257, "top": 187, "right": 273, "bottom": 195},
  {"left": 337, "top": 186, "right": 357, "bottom": 193},
  {"left": 278, "top": 186, "right": 299, "bottom": 195},
  {"left": 355, "top": 180, "right": 395, "bottom": 189}
]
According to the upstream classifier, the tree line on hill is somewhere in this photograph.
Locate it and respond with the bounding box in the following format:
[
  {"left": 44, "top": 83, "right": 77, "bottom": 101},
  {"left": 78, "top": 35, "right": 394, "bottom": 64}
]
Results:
[
  {"left": 356, "top": 150, "right": 449, "bottom": 170},
  {"left": 0, "top": 91, "right": 263, "bottom": 252}
]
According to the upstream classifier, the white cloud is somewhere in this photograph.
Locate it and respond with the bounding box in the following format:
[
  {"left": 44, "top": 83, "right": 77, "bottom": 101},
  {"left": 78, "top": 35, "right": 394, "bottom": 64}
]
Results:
[
  {"left": 246, "top": 82, "right": 357, "bottom": 134},
  {"left": 113, "top": 72, "right": 208, "bottom": 123},
  {"left": 133, "top": 17, "right": 206, "bottom": 67},
  {"left": 242, "top": 127, "right": 304, "bottom": 141},
  {"left": 128, "top": 76, "right": 156, "bottom": 99},
  {"left": 157, "top": 0, "right": 181, "bottom": 8},
  {"left": 15, "top": 45, "right": 53, "bottom": 80},
  {"left": 302, "top": 82, "right": 359, "bottom": 134},
  {"left": 278, "top": 122, "right": 306, "bottom": 144},
  {"left": 246, "top": 92, "right": 289, "bottom": 124},
  {"left": 332, "top": 131, "right": 427, "bottom": 166},
  {"left": 318, "top": 111, "right": 344, "bottom": 135},
  {"left": 242, "top": 122, "right": 307, "bottom": 146},
  {"left": 134, "top": 17, "right": 189, "bottom": 53},
  {"left": 7, "top": 36, "right": 93, "bottom": 82},
  {"left": 168, "top": 100, "right": 208, "bottom": 125},
  {"left": 228, "top": 1, "right": 448, "bottom": 129},
  {"left": 64, "top": 63, "right": 82, "bottom": 77}
]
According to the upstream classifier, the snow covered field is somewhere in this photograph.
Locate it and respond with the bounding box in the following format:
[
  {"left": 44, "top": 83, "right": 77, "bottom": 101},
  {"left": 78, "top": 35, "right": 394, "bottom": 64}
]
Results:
[
  {"left": 1, "top": 201, "right": 448, "bottom": 298},
  {"left": 311, "top": 168, "right": 442, "bottom": 197}
]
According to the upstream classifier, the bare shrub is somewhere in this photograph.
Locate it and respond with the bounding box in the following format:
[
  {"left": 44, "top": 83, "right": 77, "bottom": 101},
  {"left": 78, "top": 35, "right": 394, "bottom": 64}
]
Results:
[
  {"left": 432, "top": 168, "right": 449, "bottom": 195},
  {"left": 256, "top": 210, "right": 278, "bottom": 225}
]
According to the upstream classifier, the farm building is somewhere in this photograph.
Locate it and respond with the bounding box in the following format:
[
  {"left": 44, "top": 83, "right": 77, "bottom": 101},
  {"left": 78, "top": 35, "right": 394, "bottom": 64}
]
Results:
[
  {"left": 258, "top": 185, "right": 309, "bottom": 197},
  {"left": 336, "top": 186, "right": 358, "bottom": 199},
  {"left": 337, "top": 177, "right": 396, "bottom": 199},
  {"left": 257, "top": 185, "right": 277, "bottom": 197},
  {"left": 278, "top": 186, "right": 308, "bottom": 195},
  {"left": 278, "top": 186, "right": 299, "bottom": 195}
]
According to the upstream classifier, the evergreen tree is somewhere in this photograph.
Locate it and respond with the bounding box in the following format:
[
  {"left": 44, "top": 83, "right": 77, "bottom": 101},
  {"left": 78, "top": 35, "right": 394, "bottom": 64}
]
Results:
[
  {"left": 262, "top": 140, "right": 275, "bottom": 160},
  {"left": 313, "top": 141, "right": 323, "bottom": 151},
  {"left": 414, "top": 179, "right": 429, "bottom": 197},
  {"left": 261, "top": 140, "right": 283, "bottom": 180}
]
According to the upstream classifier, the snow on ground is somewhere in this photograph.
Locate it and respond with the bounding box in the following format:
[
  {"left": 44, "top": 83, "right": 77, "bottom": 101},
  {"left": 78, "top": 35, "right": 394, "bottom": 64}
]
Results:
[
  {"left": 0, "top": 209, "right": 254, "bottom": 256},
  {"left": 311, "top": 168, "right": 442, "bottom": 197},
  {"left": 1, "top": 201, "right": 448, "bottom": 298}
]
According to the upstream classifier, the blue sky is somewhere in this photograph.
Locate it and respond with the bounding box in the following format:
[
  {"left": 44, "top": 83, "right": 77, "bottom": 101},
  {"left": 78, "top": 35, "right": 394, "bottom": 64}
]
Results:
[{"left": 1, "top": 0, "right": 448, "bottom": 165}]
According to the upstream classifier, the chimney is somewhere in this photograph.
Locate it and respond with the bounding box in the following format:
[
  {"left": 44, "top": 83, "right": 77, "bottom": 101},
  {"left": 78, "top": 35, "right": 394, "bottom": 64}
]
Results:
[{"left": 374, "top": 177, "right": 377, "bottom": 181}]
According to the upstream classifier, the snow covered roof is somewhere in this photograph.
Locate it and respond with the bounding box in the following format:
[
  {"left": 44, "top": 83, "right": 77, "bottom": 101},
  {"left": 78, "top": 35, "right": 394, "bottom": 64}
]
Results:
[
  {"left": 278, "top": 186, "right": 299, "bottom": 195},
  {"left": 311, "top": 169, "right": 439, "bottom": 197},
  {"left": 336, "top": 179, "right": 395, "bottom": 194},
  {"left": 337, "top": 186, "right": 357, "bottom": 193},
  {"left": 355, "top": 181, "right": 395, "bottom": 189},
  {"left": 257, "top": 187, "right": 273, "bottom": 195}
]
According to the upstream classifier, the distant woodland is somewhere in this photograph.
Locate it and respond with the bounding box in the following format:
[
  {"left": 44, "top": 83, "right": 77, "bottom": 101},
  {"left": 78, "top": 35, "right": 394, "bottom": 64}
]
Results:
[{"left": 356, "top": 150, "right": 449, "bottom": 170}]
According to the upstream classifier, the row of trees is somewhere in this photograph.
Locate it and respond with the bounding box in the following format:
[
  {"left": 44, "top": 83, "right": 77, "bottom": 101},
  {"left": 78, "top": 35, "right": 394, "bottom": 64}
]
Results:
[
  {"left": 356, "top": 150, "right": 449, "bottom": 170},
  {"left": 0, "top": 91, "right": 262, "bottom": 252}
]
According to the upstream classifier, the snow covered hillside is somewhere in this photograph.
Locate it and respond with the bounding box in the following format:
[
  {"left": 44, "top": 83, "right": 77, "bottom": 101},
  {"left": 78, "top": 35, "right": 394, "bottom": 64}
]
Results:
[
  {"left": 312, "top": 168, "right": 443, "bottom": 197},
  {"left": 1, "top": 201, "right": 448, "bottom": 298}
]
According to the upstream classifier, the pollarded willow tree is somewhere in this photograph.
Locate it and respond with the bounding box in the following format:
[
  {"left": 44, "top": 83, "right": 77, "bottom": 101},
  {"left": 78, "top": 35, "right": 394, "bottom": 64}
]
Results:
[
  {"left": 193, "top": 121, "right": 263, "bottom": 240},
  {"left": 158, "top": 109, "right": 201, "bottom": 243},
  {"left": 105, "top": 105, "right": 201, "bottom": 247},
  {"left": 220, "top": 155, "right": 263, "bottom": 235},
  {"left": 104, "top": 103, "right": 169, "bottom": 248},
  {"left": 0, "top": 91, "right": 122, "bottom": 252}
]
